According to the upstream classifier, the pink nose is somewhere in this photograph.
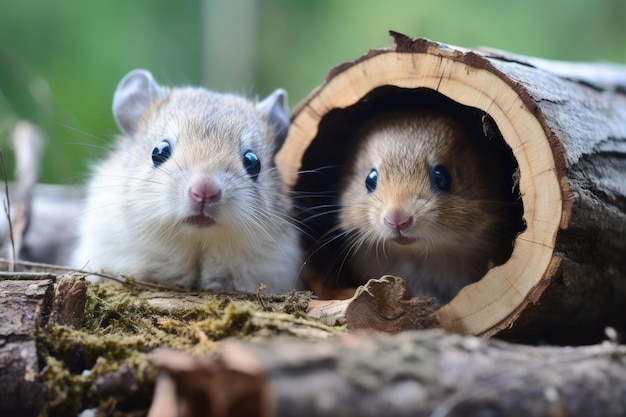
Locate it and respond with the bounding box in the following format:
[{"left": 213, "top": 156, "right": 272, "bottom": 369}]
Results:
[
  {"left": 189, "top": 177, "right": 221, "bottom": 204},
  {"left": 384, "top": 209, "right": 413, "bottom": 231}
]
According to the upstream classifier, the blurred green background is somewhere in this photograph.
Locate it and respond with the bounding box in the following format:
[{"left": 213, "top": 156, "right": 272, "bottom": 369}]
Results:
[{"left": 1, "top": 0, "right": 625, "bottom": 184}]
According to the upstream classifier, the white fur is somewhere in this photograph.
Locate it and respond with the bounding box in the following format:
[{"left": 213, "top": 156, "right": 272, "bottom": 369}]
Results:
[{"left": 71, "top": 70, "right": 301, "bottom": 292}]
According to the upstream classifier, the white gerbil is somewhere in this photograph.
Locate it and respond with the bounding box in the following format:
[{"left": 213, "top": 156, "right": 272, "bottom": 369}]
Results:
[
  {"left": 337, "top": 110, "right": 520, "bottom": 304},
  {"left": 70, "top": 69, "right": 301, "bottom": 292}
]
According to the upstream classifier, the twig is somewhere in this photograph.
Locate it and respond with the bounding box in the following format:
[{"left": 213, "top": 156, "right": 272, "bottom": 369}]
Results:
[
  {"left": 256, "top": 283, "right": 268, "bottom": 311},
  {"left": 11, "top": 122, "right": 46, "bottom": 259},
  {"left": 0, "top": 258, "right": 187, "bottom": 292},
  {"left": 0, "top": 147, "right": 16, "bottom": 271}
]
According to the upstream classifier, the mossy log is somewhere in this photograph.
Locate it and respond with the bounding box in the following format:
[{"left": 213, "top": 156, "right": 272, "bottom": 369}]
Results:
[
  {"left": 0, "top": 274, "right": 327, "bottom": 417},
  {"left": 277, "top": 32, "right": 626, "bottom": 344},
  {"left": 0, "top": 275, "right": 625, "bottom": 417}
]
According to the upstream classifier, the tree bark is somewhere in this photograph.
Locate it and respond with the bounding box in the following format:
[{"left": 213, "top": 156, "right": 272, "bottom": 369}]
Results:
[
  {"left": 276, "top": 31, "right": 626, "bottom": 344},
  {"left": 0, "top": 273, "right": 624, "bottom": 416},
  {"left": 148, "top": 329, "right": 626, "bottom": 417},
  {"left": 0, "top": 274, "right": 55, "bottom": 417}
]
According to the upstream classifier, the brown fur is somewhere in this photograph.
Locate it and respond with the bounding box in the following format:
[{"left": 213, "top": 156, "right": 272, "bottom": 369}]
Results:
[{"left": 338, "top": 110, "right": 518, "bottom": 304}]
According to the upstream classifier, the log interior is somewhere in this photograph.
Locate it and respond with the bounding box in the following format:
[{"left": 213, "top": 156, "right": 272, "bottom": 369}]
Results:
[{"left": 293, "top": 86, "right": 526, "bottom": 296}]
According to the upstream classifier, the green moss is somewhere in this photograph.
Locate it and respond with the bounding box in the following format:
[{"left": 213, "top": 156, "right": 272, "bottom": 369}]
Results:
[
  {"left": 40, "top": 356, "right": 84, "bottom": 415},
  {"left": 39, "top": 348, "right": 157, "bottom": 417},
  {"left": 83, "top": 284, "right": 153, "bottom": 333},
  {"left": 37, "top": 282, "right": 336, "bottom": 416},
  {"left": 195, "top": 300, "right": 258, "bottom": 339}
]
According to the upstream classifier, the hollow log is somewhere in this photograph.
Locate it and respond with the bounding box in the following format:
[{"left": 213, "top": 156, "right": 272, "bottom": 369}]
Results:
[{"left": 277, "top": 32, "right": 626, "bottom": 344}]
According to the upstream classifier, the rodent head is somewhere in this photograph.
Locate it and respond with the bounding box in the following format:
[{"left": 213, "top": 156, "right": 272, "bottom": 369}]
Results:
[
  {"left": 109, "top": 69, "right": 291, "bottom": 235},
  {"left": 339, "top": 110, "right": 512, "bottom": 257}
]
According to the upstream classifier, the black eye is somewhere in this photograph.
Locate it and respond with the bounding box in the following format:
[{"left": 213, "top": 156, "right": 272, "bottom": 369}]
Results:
[
  {"left": 242, "top": 150, "right": 261, "bottom": 181},
  {"left": 365, "top": 168, "right": 378, "bottom": 193},
  {"left": 152, "top": 140, "right": 172, "bottom": 167},
  {"left": 431, "top": 164, "right": 452, "bottom": 192}
]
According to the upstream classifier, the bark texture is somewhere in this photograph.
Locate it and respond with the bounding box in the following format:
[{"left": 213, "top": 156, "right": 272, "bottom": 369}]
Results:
[
  {"left": 0, "top": 273, "right": 623, "bottom": 417},
  {"left": 148, "top": 329, "right": 626, "bottom": 417},
  {"left": 0, "top": 275, "right": 54, "bottom": 417}
]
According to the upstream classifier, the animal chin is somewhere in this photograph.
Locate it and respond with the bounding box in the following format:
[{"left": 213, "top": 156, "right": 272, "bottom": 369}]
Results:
[
  {"left": 388, "top": 233, "right": 419, "bottom": 246},
  {"left": 184, "top": 203, "right": 220, "bottom": 228},
  {"left": 184, "top": 214, "right": 216, "bottom": 227}
]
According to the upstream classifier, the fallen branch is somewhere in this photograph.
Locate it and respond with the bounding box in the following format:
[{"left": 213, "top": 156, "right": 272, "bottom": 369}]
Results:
[{"left": 149, "top": 329, "right": 626, "bottom": 417}]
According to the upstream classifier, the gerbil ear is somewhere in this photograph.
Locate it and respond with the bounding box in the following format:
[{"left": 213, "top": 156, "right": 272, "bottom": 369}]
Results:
[
  {"left": 113, "top": 69, "right": 165, "bottom": 137},
  {"left": 257, "top": 88, "right": 290, "bottom": 152}
]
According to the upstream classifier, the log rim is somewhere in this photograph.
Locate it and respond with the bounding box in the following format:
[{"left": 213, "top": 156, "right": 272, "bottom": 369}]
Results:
[{"left": 276, "top": 36, "right": 565, "bottom": 336}]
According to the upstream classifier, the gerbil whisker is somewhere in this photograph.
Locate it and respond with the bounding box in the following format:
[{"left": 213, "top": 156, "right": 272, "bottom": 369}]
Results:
[
  {"left": 70, "top": 142, "right": 115, "bottom": 154},
  {"left": 244, "top": 186, "right": 313, "bottom": 237},
  {"left": 295, "top": 165, "right": 341, "bottom": 176},
  {"left": 377, "top": 234, "right": 390, "bottom": 261},
  {"left": 335, "top": 225, "right": 384, "bottom": 280},
  {"left": 89, "top": 174, "right": 168, "bottom": 188},
  {"left": 333, "top": 214, "right": 373, "bottom": 254},
  {"left": 238, "top": 201, "right": 297, "bottom": 252},
  {"left": 298, "top": 206, "right": 343, "bottom": 223},
  {"left": 161, "top": 217, "right": 189, "bottom": 242},
  {"left": 318, "top": 229, "right": 362, "bottom": 281},
  {"left": 302, "top": 226, "right": 352, "bottom": 269},
  {"left": 289, "top": 191, "right": 339, "bottom": 202},
  {"left": 59, "top": 124, "right": 111, "bottom": 145}
]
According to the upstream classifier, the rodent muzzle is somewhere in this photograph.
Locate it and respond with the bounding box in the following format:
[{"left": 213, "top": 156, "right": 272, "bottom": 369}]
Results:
[{"left": 383, "top": 208, "right": 413, "bottom": 231}]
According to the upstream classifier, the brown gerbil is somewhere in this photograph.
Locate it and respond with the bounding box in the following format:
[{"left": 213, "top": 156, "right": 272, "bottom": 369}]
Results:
[{"left": 335, "top": 109, "right": 521, "bottom": 304}]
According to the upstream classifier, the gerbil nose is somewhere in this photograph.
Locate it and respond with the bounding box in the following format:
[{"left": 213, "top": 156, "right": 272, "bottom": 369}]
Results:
[
  {"left": 384, "top": 209, "right": 413, "bottom": 231},
  {"left": 189, "top": 177, "right": 222, "bottom": 204}
]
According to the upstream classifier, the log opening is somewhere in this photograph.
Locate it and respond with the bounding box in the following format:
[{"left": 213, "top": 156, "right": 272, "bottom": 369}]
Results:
[
  {"left": 292, "top": 86, "right": 526, "bottom": 296},
  {"left": 276, "top": 32, "right": 626, "bottom": 343}
]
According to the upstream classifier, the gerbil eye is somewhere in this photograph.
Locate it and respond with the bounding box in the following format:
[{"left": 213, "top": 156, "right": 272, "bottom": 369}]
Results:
[
  {"left": 152, "top": 140, "right": 172, "bottom": 167},
  {"left": 242, "top": 150, "right": 261, "bottom": 181},
  {"left": 365, "top": 168, "right": 378, "bottom": 193},
  {"left": 431, "top": 164, "right": 452, "bottom": 192}
]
